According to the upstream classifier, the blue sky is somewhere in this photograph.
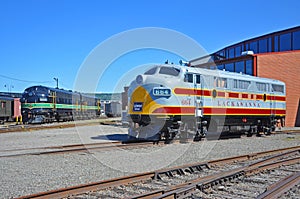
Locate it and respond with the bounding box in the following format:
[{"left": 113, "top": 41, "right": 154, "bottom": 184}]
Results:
[{"left": 0, "top": 0, "right": 299, "bottom": 93}]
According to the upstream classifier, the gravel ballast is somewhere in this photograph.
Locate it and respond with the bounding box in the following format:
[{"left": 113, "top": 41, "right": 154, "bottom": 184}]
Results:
[{"left": 0, "top": 124, "right": 299, "bottom": 198}]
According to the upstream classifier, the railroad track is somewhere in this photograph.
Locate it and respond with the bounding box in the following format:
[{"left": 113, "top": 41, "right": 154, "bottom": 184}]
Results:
[
  {"left": 0, "top": 140, "right": 163, "bottom": 158},
  {"left": 0, "top": 134, "right": 264, "bottom": 158},
  {"left": 0, "top": 136, "right": 203, "bottom": 158},
  {"left": 16, "top": 146, "right": 300, "bottom": 199},
  {"left": 0, "top": 118, "right": 121, "bottom": 134},
  {"left": 0, "top": 135, "right": 213, "bottom": 158}
]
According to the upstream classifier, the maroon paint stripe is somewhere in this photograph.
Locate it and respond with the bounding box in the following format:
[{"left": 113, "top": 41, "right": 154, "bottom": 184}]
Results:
[
  {"left": 153, "top": 107, "right": 286, "bottom": 115},
  {"left": 173, "top": 88, "right": 286, "bottom": 102},
  {"left": 229, "top": 93, "right": 239, "bottom": 98}
]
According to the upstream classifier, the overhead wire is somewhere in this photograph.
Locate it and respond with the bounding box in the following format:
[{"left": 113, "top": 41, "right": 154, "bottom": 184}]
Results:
[{"left": 0, "top": 74, "right": 53, "bottom": 84}]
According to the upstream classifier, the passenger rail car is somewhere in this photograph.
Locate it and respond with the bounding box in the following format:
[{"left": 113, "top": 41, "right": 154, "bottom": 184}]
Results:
[
  {"left": 21, "top": 86, "right": 101, "bottom": 123},
  {"left": 127, "top": 64, "right": 286, "bottom": 140},
  {"left": 0, "top": 96, "right": 21, "bottom": 124}
]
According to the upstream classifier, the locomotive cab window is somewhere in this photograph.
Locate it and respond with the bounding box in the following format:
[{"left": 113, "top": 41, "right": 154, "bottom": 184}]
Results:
[
  {"left": 144, "top": 67, "right": 157, "bottom": 75},
  {"left": 159, "top": 67, "right": 180, "bottom": 76},
  {"left": 184, "top": 73, "right": 193, "bottom": 83}
]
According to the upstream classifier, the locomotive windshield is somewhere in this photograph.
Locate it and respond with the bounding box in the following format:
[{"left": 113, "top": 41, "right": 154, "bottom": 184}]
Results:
[
  {"left": 158, "top": 66, "right": 180, "bottom": 76},
  {"left": 21, "top": 86, "right": 50, "bottom": 103},
  {"left": 25, "top": 86, "right": 49, "bottom": 94},
  {"left": 144, "top": 67, "right": 158, "bottom": 75},
  {"left": 144, "top": 66, "right": 181, "bottom": 76}
]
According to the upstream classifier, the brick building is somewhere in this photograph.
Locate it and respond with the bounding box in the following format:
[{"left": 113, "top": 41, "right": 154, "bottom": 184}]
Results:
[{"left": 190, "top": 26, "right": 300, "bottom": 127}]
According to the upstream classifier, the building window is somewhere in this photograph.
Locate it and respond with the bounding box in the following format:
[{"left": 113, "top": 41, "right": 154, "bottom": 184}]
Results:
[
  {"left": 268, "top": 37, "right": 273, "bottom": 52},
  {"left": 249, "top": 41, "right": 258, "bottom": 53},
  {"left": 293, "top": 30, "right": 300, "bottom": 50},
  {"left": 235, "top": 61, "right": 245, "bottom": 73},
  {"left": 280, "top": 33, "right": 292, "bottom": 51},
  {"left": 217, "top": 64, "right": 224, "bottom": 70},
  {"left": 228, "top": 47, "right": 235, "bottom": 58},
  {"left": 215, "top": 50, "right": 225, "bottom": 61},
  {"left": 235, "top": 45, "right": 242, "bottom": 57},
  {"left": 274, "top": 35, "right": 279, "bottom": 52},
  {"left": 245, "top": 59, "right": 253, "bottom": 75},
  {"left": 225, "top": 63, "right": 234, "bottom": 72},
  {"left": 245, "top": 43, "right": 250, "bottom": 51},
  {"left": 259, "top": 38, "right": 268, "bottom": 53}
]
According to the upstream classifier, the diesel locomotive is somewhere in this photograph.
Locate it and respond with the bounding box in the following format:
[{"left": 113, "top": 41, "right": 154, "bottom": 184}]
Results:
[
  {"left": 21, "top": 85, "right": 101, "bottom": 123},
  {"left": 127, "top": 63, "right": 286, "bottom": 141}
]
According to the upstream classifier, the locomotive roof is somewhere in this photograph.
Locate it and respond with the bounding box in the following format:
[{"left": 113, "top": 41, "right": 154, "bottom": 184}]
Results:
[
  {"left": 156, "top": 64, "right": 285, "bottom": 85},
  {"left": 24, "top": 85, "right": 75, "bottom": 94},
  {"left": 23, "top": 85, "right": 97, "bottom": 97}
]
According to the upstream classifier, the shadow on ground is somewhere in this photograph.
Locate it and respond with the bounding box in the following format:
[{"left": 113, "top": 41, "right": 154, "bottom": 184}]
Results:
[{"left": 91, "top": 134, "right": 128, "bottom": 141}]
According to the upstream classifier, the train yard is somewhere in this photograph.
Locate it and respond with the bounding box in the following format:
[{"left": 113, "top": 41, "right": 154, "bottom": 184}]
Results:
[
  {"left": 0, "top": 121, "right": 299, "bottom": 199},
  {"left": 1, "top": 10, "right": 299, "bottom": 199},
  {"left": 15, "top": 146, "right": 300, "bottom": 198}
]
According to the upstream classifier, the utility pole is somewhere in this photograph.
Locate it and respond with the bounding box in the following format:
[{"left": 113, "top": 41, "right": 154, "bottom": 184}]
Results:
[{"left": 53, "top": 78, "right": 58, "bottom": 89}]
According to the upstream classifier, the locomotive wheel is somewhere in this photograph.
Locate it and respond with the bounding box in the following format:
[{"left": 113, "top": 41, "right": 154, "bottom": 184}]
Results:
[
  {"left": 193, "top": 130, "right": 202, "bottom": 142},
  {"left": 208, "top": 119, "right": 218, "bottom": 132},
  {"left": 265, "top": 127, "right": 272, "bottom": 136},
  {"left": 246, "top": 127, "right": 255, "bottom": 137},
  {"left": 179, "top": 123, "right": 188, "bottom": 143},
  {"left": 163, "top": 129, "right": 171, "bottom": 144},
  {"left": 246, "top": 131, "right": 253, "bottom": 137},
  {"left": 206, "top": 120, "right": 220, "bottom": 140}
]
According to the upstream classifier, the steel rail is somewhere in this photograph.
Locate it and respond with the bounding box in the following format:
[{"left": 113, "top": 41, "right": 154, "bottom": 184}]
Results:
[
  {"left": 0, "top": 141, "right": 122, "bottom": 152},
  {"left": 16, "top": 172, "right": 155, "bottom": 199},
  {"left": 256, "top": 171, "right": 300, "bottom": 199},
  {"left": 0, "top": 118, "right": 120, "bottom": 134},
  {"left": 133, "top": 149, "right": 300, "bottom": 199},
  {"left": 1, "top": 141, "right": 159, "bottom": 158},
  {"left": 149, "top": 158, "right": 300, "bottom": 199},
  {"left": 15, "top": 146, "right": 300, "bottom": 199}
]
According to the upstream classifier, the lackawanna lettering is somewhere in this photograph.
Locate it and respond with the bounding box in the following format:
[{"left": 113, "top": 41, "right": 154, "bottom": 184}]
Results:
[{"left": 217, "top": 100, "right": 261, "bottom": 107}]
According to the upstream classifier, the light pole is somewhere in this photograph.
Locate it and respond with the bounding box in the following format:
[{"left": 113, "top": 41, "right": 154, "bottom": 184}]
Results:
[
  {"left": 4, "top": 84, "right": 14, "bottom": 93},
  {"left": 53, "top": 78, "right": 58, "bottom": 89}
]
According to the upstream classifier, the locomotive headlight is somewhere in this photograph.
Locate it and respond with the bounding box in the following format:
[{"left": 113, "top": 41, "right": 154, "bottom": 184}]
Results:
[{"left": 136, "top": 75, "right": 143, "bottom": 84}]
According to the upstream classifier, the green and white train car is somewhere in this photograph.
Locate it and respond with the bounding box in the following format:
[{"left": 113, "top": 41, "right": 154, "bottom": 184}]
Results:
[{"left": 21, "top": 86, "right": 101, "bottom": 123}]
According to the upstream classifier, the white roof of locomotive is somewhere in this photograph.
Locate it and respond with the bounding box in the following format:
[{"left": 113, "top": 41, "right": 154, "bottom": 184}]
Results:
[{"left": 155, "top": 64, "right": 285, "bottom": 85}]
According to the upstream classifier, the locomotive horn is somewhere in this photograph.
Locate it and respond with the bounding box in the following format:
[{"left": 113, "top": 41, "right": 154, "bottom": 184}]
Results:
[{"left": 179, "top": 60, "right": 190, "bottom": 66}]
